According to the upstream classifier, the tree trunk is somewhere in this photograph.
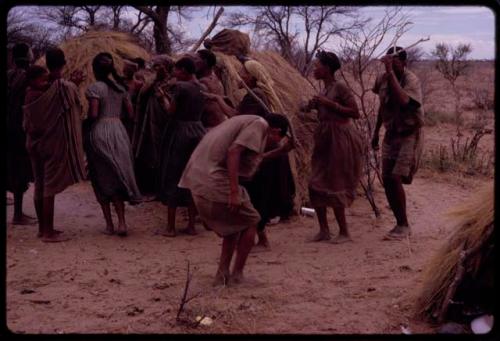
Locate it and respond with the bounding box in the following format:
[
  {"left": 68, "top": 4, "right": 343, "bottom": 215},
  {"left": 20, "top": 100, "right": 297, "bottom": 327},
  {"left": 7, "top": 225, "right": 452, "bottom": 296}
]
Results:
[{"left": 153, "top": 6, "right": 171, "bottom": 54}]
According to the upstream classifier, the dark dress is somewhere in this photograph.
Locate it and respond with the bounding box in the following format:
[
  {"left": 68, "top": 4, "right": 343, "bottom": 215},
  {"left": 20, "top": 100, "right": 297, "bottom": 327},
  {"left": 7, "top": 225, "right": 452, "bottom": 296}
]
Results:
[
  {"left": 239, "top": 87, "right": 296, "bottom": 229},
  {"left": 157, "top": 81, "right": 206, "bottom": 207},
  {"left": 7, "top": 68, "right": 33, "bottom": 194}
]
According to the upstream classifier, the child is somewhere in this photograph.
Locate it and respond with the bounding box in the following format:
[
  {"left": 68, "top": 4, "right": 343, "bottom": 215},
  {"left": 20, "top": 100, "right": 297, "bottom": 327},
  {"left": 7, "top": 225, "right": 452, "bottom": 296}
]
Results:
[{"left": 24, "top": 65, "right": 50, "bottom": 104}]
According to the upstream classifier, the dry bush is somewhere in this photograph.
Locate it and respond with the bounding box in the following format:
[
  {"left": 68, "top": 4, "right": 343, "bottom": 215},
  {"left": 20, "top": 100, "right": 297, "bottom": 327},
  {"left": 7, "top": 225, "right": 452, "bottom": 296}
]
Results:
[
  {"left": 422, "top": 128, "right": 494, "bottom": 177},
  {"left": 425, "top": 111, "right": 462, "bottom": 127}
]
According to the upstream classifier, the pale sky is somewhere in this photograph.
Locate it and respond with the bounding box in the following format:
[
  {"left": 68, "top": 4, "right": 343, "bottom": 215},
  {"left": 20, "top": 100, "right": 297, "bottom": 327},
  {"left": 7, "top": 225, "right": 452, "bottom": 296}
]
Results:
[
  {"left": 184, "top": 6, "right": 495, "bottom": 60},
  {"left": 9, "top": 5, "right": 496, "bottom": 60}
]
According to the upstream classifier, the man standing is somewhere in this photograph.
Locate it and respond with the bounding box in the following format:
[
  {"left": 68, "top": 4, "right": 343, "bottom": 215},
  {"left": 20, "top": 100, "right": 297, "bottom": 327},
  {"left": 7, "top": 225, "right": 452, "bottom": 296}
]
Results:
[
  {"left": 178, "top": 113, "right": 289, "bottom": 285},
  {"left": 372, "top": 46, "right": 425, "bottom": 240},
  {"left": 23, "top": 48, "right": 87, "bottom": 242},
  {"left": 7, "top": 43, "right": 36, "bottom": 225}
]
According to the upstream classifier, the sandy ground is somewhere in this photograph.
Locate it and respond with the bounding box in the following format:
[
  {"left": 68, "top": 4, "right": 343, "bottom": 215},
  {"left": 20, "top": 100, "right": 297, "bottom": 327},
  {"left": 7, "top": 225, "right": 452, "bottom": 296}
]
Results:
[{"left": 6, "top": 167, "right": 492, "bottom": 334}]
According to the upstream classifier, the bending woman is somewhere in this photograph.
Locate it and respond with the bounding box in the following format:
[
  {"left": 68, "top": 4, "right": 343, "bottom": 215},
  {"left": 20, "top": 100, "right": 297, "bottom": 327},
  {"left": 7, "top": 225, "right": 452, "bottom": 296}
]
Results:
[{"left": 85, "top": 52, "right": 142, "bottom": 237}]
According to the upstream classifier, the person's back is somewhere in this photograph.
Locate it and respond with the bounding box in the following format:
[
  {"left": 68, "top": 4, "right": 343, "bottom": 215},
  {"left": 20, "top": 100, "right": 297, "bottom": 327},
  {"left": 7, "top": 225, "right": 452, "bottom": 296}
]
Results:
[
  {"left": 179, "top": 115, "right": 269, "bottom": 202},
  {"left": 170, "top": 80, "right": 205, "bottom": 121}
]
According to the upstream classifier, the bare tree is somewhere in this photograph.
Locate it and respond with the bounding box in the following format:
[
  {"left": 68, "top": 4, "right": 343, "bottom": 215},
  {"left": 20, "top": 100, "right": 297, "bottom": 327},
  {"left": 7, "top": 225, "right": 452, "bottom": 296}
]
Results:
[
  {"left": 338, "top": 7, "right": 413, "bottom": 217},
  {"left": 133, "top": 5, "right": 191, "bottom": 54},
  {"left": 226, "top": 6, "right": 365, "bottom": 75},
  {"left": 431, "top": 42, "right": 472, "bottom": 131},
  {"left": 7, "top": 8, "right": 56, "bottom": 62},
  {"left": 226, "top": 6, "right": 297, "bottom": 61},
  {"left": 295, "top": 6, "right": 367, "bottom": 75}
]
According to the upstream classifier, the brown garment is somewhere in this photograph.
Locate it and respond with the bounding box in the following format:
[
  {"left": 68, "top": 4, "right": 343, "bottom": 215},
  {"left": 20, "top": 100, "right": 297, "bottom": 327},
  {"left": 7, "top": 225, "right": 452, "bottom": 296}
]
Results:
[
  {"left": 178, "top": 115, "right": 269, "bottom": 203},
  {"left": 373, "top": 68, "right": 424, "bottom": 184},
  {"left": 309, "top": 81, "right": 364, "bottom": 208},
  {"left": 237, "top": 87, "right": 269, "bottom": 116},
  {"left": 192, "top": 193, "right": 260, "bottom": 237},
  {"left": 204, "top": 29, "right": 251, "bottom": 56},
  {"left": 199, "top": 73, "right": 228, "bottom": 128},
  {"left": 23, "top": 79, "right": 87, "bottom": 197}
]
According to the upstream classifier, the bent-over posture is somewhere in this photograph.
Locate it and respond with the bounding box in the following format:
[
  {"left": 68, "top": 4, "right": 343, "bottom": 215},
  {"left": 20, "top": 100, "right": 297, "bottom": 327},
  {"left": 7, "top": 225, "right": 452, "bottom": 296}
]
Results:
[{"left": 178, "top": 114, "right": 289, "bottom": 285}]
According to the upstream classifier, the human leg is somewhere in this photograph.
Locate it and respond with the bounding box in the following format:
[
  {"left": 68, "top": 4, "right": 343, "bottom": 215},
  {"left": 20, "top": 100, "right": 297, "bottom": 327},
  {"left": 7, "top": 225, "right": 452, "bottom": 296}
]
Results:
[
  {"left": 310, "top": 206, "right": 331, "bottom": 241},
  {"left": 41, "top": 196, "right": 69, "bottom": 242},
  {"left": 214, "top": 233, "right": 239, "bottom": 286},
  {"left": 231, "top": 225, "right": 257, "bottom": 283},
  {"left": 112, "top": 199, "right": 128, "bottom": 236},
  {"left": 331, "top": 205, "right": 352, "bottom": 244},
  {"left": 100, "top": 202, "right": 115, "bottom": 235},
  {"left": 179, "top": 203, "right": 197, "bottom": 235},
  {"left": 12, "top": 191, "right": 36, "bottom": 225}
]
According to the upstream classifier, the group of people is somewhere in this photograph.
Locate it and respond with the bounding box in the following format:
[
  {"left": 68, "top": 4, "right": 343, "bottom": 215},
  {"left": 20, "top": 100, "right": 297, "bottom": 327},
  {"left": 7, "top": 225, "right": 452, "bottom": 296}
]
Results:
[{"left": 7, "top": 39, "right": 424, "bottom": 285}]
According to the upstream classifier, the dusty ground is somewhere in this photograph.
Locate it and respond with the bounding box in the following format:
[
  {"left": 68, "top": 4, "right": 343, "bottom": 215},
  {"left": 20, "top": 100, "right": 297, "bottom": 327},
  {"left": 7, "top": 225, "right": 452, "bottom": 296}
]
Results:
[
  {"left": 5, "top": 61, "right": 494, "bottom": 335},
  {"left": 6, "top": 168, "right": 492, "bottom": 334}
]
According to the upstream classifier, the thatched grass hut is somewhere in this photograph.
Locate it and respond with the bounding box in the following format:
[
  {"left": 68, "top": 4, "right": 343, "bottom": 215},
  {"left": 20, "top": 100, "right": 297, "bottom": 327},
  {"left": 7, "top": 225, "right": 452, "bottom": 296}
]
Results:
[
  {"left": 414, "top": 185, "right": 494, "bottom": 323},
  {"left": 37, "top": 30, "right": 151, "bottom": 115},
  {"left": 213, "top": 50, "right": 319, "bottom": 207}
]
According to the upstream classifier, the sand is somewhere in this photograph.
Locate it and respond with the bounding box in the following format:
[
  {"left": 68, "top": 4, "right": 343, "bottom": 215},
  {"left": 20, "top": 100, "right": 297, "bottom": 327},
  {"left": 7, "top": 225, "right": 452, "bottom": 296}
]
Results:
[{"left": 6, "top": 163, "right": 492, "bottom": 334}]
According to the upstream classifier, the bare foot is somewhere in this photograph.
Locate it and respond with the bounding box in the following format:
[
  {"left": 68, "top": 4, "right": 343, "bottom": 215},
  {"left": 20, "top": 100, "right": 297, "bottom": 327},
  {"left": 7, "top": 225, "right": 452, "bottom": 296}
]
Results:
[
  {"left": 37, "top": 230, "right": 63, "bottom": 238},
  {"left": 178, "top": 227, "right": 197, "bottom": 236},
  {"left": 157, "top": 229, "right": 176, "bottom": 237},
  {"left": 251, "top": 244, "right": 270, "bottom": 253},
  {"left": 330, "top": 235, "right": 353, "bottom": 244},
  {"left": 116, "top": 223, "right": 128, "bottom": 237},
  {"left": 12, "top": 214, "right": 37, "bottom": 225},
  {"left": 229, "top": 272, "right": 244, "bottom": 284},
  {"left": 41, "top": 233, "right": 71, "bottom": 243},
  {"left": 307, "top": 232, "right": 331, "bottom": 242},
  {"left": 102, "top": 228, "right": 115, "bottom": 236},
  {"left": 212, "top": 271, "right": 229, "bottom": 287}
]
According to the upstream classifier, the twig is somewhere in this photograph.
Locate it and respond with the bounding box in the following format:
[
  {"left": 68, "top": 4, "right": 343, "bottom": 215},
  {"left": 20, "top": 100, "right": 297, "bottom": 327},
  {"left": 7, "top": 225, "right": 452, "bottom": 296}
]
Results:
[
  {"left": 375, "top": 36, "right": 431, "bottom": 60},
  {"left": 176, "top": 261, "right": 202, "bottom": 322},
  {"left": 190, "top": 7, "right": 224, "bottom": 53}
]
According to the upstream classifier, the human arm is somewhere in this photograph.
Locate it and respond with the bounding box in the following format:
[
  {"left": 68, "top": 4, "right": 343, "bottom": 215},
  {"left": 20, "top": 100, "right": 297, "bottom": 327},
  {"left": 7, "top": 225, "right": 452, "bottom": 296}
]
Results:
[
  {"left": 263, "top": 136, "right": 294, "bottom": 159},
  {"left": 380, "top": 55, "right": 410, "bottom": 106},
  {"left": 371, "top": 107, "right": 383, "bottom": 150},
  {"left": 203, "top": 91, "right": 237, "bottom": 117},
  {"left": 88, "top": 98, "right": 99, "bottom": 120},
  {"left": 311, "top": 84, "right": 360, "bottom": 119},
  {"left": 226, "top": 144, "right": 245, "bottom": 211}
]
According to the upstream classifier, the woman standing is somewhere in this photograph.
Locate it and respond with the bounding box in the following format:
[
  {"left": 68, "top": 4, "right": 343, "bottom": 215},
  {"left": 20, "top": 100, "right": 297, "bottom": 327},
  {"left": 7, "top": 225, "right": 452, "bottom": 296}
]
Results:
[
  {"left": 85, "top": 53, "right": 142, "bottom": 236},
  {"left": 157, "top": 57, "right": 206, "bottom": 237},
  {"left": 307, "top": 50, "right": 364, "bottom": 243}
]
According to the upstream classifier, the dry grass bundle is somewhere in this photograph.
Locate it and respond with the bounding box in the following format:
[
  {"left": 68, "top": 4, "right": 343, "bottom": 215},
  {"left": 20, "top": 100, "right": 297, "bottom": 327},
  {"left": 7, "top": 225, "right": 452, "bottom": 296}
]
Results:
[
  {"left": 213, "top": 50, "right": 318, "bottom": 206},
  {"left": 414, "top": 184, "right": 494, "bottom": 321},
  {"left": 37, "top": 30, "right": 151, "bottom": 115}
]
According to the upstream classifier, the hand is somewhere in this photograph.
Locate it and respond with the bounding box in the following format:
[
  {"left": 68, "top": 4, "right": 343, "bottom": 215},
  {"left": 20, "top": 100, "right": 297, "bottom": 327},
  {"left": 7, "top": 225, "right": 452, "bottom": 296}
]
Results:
[
  {"left": 313, "top": 95, "right": 331, "bottom": 106},
  {"left": 201, "top": 91, "right": 218, "bottom": 101},
  {"left": 228, "top": 191, "right": 241, "bottom": 212},
  {"left": 69, "top": 70, "right": 85, "bottom": 86},
  {"left": 371, "top": 135, "right": 379, "bottom": 150},
  {"left": 380, "top": 55, "right": 393, "bottom": 73}
]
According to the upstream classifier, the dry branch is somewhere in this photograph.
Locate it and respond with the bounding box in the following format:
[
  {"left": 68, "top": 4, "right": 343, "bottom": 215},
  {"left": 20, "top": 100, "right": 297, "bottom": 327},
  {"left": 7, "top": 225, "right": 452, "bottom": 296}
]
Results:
[
  {"left": 190, "top": 7, "right": 224, "bottom": 52},
  {"left": 176, "top": 261, "right": 202, "bottom": 323}
]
